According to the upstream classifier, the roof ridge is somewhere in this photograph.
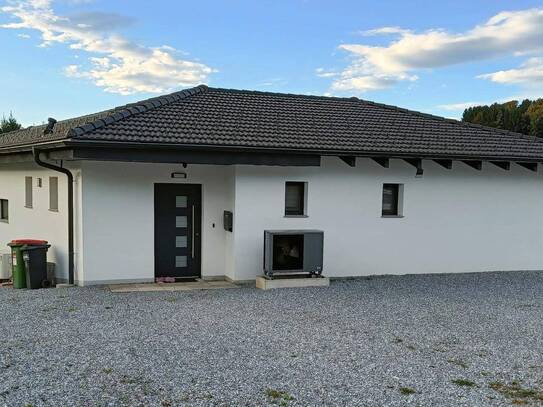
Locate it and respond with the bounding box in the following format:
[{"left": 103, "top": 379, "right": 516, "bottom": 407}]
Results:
[
  {"left": 207, "top": 86, "right": 539, "bottom": 144},
  {"left": 68, "top": 84, "right": 209, "bottom": 138},
  {"left": 208, "top": 86, "right": 360, "bottom": 102}
]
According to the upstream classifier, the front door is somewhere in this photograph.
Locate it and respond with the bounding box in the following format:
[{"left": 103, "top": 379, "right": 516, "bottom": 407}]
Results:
[{"left": 154, "top": 184, "right": 202, "bottom": 279}]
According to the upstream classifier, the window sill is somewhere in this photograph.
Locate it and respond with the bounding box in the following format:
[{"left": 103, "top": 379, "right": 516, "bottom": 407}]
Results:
[
  {"left": 284, "top": 215, "right": 309, "bottom": 218},
  {"left": 0, "top": 219, "right": 8, "bottom": 223},
  {"left": 24, "top": 206, "right": 33, "bottom": 209},
  {"left": 49, "top": 209, "right": 59, "bottom": 213},
  {"left": 381, "top": 215, "right": 404, "bottom": 218}
]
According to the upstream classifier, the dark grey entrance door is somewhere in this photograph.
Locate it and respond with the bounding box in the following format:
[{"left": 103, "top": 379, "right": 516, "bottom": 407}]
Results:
[{"left": 154, "top": 184, "right": 202, "bottom": 279}]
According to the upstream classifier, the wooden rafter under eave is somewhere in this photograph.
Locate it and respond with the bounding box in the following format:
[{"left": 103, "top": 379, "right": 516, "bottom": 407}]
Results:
[
  {"left": 371, "top": 157, "right": 389, "bottom": 168},
  {"left": 490, "top": 161, "right": 510, "bottom": 170},
  {"left": 339, "top": 156, "right": 356, "bottom": 167},
  {"left": 403, "top": 158, "right": 424, "bottom": 176},
  {"left": 403, "top": 158, "right": 422, "bottom": 169},
  {"left": 433, "top": 159, "right": 452, "bottom": 169},
  {"left": 516, "top": 162, "right": 538, "bottom": 172},
  {"left": 462, "top": 160, "right": 482, "bottom": 170}
]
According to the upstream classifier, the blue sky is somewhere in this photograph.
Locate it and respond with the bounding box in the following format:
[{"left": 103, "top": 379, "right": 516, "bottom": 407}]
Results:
[{"left": 1, "top": 0, "right": 543, "bottom": 126}]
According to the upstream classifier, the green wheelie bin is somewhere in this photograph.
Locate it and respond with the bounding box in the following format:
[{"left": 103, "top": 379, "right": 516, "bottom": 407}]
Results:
[{"left": 7, "top": 239, "right": 48, "bottom": 289}]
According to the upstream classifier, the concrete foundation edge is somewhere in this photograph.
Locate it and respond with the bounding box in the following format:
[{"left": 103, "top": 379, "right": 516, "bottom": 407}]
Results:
[{"left": 256, "top": 276, "right": 330, "bottom": 290}]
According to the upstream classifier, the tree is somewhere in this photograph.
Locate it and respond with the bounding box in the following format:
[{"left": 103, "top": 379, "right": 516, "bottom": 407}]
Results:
[
  {"left": 0, "top": 112, "right": 22, "bottom": 134},
  {"left": 462, "top": 99, "right": 543, "bottom": 138},
  {"left": 532, "top": 116, "right": 543, "bottom": 138}
]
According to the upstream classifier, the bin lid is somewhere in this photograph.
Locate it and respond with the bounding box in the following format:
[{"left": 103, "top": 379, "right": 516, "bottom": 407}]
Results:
[{"left": 10, "top": 239, "right": 48, "bottom": 246}]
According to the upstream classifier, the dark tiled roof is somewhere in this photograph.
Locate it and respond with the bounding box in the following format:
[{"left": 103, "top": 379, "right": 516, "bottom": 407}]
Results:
[
  {"left": 0, "top": 86, "right": 207, "bottom": 149},
  {"left": 2, "top": 84, "right": 543, "bottom": 160}
]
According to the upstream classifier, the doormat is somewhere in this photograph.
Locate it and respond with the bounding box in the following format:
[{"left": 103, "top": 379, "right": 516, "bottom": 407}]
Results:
[
  {"left": 156, "top": 277, "right": 175, "bottom": 283},
  {"left": 156, "top": 277, "right": 198, "bottom": 283}
]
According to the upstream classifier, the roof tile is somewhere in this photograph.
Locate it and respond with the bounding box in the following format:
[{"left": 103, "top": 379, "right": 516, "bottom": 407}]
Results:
[{"left": 2, "top": 85, "right": 543, "bottom": 161}]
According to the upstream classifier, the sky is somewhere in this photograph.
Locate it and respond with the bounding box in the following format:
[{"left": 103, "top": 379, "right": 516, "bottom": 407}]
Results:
[{"left": 1, "top": 0, "right": 543, "bottom": 126}]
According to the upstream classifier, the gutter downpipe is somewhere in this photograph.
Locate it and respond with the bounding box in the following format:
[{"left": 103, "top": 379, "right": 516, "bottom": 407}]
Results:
[{"left": 32, "top": 148, "right": 75, "bottom": 285}]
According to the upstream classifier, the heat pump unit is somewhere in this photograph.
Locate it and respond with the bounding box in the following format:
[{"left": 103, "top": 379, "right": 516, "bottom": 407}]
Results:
[
  {"left": 263, "top": 230, "right": 323, "bottom": 278},
  {"left": 0, "top": 252, "right": 12, "bottom": 280}
]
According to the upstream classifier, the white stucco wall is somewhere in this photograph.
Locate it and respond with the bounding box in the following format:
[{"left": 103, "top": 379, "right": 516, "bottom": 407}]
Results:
[
  {"left": 231, "top": 156, "right": 543, "bottom": 280},
  {"left": 223, "top": 167, "right": 236, "bottom": 280},
  {"left": 0, "top": 163, "right": 82, "bottom": 282},
  {"left": 4, "top": 156, "right": 543, "bottom": 285},
  {"left": 80, "top": 161, "right": 234, "bottom": 284}
]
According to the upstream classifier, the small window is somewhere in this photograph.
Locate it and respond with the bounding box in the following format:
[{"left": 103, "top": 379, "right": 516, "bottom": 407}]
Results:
[
  {"left": 285, "top": 182, "right": 306, "bottom": 216},
  {"left": 382, "top": 183, "right": 403, "bottom": 217},
  {"left": 49, "top": 177, "right": 58, "bottom": 211},
  {"left": 0, "top": 199, "right": 8, "bottom": 222},
  {"left": 25, "top": 176, "right": 33, "bottom": 208}
]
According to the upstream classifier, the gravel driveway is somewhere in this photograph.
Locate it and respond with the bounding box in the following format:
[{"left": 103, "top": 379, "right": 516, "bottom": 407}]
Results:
[{"left": 1, "top": 271, "right": 542, "bottom": 406}]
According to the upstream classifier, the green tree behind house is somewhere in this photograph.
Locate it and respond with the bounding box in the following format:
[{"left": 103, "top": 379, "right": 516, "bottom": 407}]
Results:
[
  {"left": 462, "top": 99, "right": 543, "bottom": 137},
  {"left": 0, "top": 112, "right": 22, "bottom": 135}
]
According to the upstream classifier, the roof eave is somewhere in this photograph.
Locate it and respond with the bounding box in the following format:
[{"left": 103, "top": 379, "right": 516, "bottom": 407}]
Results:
[
  {"left": 0, "top": 139, "right": 72, "bottom": 155},
  {"left": 63, "top": 139, "right": 543, "bottom": 163}
]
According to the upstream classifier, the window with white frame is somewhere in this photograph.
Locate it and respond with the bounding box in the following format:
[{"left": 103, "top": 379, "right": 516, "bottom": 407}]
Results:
[
  {"left": 49, "top": 177, "right": 58, "bottom": 211},
  {"left": 382, "top": 183, "right": 404, "bottom": 217},
  {"left": 285, "top": 181, "right": 307, "bottom": 216},
  {"left": 25, "top": 176, "right": 33, "bottom": 208}
]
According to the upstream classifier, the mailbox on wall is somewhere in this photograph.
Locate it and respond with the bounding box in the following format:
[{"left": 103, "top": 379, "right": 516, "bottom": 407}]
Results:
[{"left": 223, "top": 211, "right": 233, "bottom": 232}]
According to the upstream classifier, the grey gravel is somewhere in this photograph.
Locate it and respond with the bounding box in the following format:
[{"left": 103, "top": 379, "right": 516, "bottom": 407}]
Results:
[{"left": 0, "top": 271, "right": 542, "bottom": 406}]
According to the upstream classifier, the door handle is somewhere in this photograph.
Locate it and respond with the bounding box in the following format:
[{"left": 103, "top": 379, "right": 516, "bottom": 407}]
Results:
[{"left": 191, "top": 205, "right": 195, "bottom": 259}]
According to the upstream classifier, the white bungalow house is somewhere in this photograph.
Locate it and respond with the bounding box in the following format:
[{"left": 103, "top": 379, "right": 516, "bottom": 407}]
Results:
[{"left": 1, "top": 85, "right": 543, "bottom": 285}]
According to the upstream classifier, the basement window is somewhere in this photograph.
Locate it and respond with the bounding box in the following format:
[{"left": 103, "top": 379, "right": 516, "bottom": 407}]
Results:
[
  {"left": 0, "top": 199, "right": 8, "bottom": 222},
  {"left": 49, "top": 177, "right": 58, "bottom": 212},
  {"left": 285, "top": 182, "right": 307, "bottom": 217},
  {"left": 25, "top": 176, "right": 33, "bottom": 208},
  {"left": 382, "top": 183, "right": 404, "bottom": 217}
]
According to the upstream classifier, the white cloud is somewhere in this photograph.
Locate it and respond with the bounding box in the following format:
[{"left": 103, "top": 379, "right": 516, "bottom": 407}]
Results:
[
  {"left": 333, "top": 75, "right": 402, "bottom": 92},
  {"left": 437, "top": 102, "right": 486, "bottom": 111},
  {"left": 359, "top": 26, "right": 412, "bottom": 36},
  {"left": 315, "top": 67, "right": 338, "bottom": 78},
  {"left": 479, "top": 57, "right": 543, "bottom": 86},
  {"left": 327, "top": 8, "right": 543, "bottom": 93},
  {"left": 258, "top": 77, "right": 287, "bottom": 87},
  {"left": 67, "top": 11, "right": 136, "bottom": 32},
  {"left": 1, "top": 0, "right": 215, "bottom": 95},
  {"left": 63, "top": 64, "right": 80, "bottom": 76},
  {"left": 61, "top": 0, "right": 95, "bottom": 4}
]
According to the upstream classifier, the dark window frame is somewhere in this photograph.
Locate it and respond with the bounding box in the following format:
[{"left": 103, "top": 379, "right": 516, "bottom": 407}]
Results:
[
  {"left": 382, "top": 183, "right": 401, "bottom": 216},
  {"left": 285, "top": 181, "right": 307, "bottom": 216},
  {"left": 0, "top": 199, "right": 8, "bottom": 222}
]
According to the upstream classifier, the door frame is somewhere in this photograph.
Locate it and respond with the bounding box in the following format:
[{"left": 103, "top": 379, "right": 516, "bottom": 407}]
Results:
[{"left": 154, "top": 183, "right": 202, "bottom": 279}]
